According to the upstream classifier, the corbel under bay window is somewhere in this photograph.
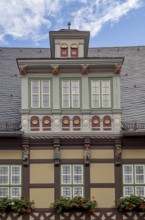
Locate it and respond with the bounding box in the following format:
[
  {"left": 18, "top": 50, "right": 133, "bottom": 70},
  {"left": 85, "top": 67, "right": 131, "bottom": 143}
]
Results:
[
  {"left": 61, "top": 165, "right": 84, "bottom": 199},
  {"left": 30, "top": 79, "right": 51, "bottom": 108},
  {"left": 90, "top": 79, "right": 111, "bottom": 108}
]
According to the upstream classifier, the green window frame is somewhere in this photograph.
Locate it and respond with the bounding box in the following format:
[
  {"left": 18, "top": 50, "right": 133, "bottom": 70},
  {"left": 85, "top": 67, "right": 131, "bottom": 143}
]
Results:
[
  {"left": 0, "top": 165, "right": 22, "bottom": 198},
  {"left": 61, "top": 79, "right": 81, "bottom": 109},
  {"left": 30, "top": 79, "right": 51, "bottom": 109},
  {"left": 89, "top": 78, "right": 112, "bottom": 108},
  {"left": 61, "top": 165, "right": 84, "bottom": 199},
  {"left": 123, "top": 164, "right": 145, "bottom": 197}
]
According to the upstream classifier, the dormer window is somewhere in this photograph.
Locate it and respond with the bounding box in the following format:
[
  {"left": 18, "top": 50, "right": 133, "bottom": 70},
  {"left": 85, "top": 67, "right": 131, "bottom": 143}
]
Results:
[
  {"left": 61, "top": 43, "right": 68, "bottom": 57},
  {"left": 71, "top": 43, "right": 78, "bottom": 57}
]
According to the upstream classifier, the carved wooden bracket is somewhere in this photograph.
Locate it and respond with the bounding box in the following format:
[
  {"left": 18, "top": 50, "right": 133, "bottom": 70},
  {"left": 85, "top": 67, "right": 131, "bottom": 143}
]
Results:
[
  {"left": 81, "top": 65, "right": 88, "bottom": 74},
  {"left": 52, "top": 65, "right": 59, "bottom": 75},
  {"left": 22, "top": 145, "right": 29, "bottom": 167},
  {"left": 84, "top": 137, "right": 91, "bottom": 166},
  {"left": 19, "top": 66, "right": 27, "bottom": 75},
  {"left": 54, "top": 138, "right": 61, "bottom": 166},
  {"left": 114, "top": 64, "right": 122, "bottom": 74},
  {"left": 115, "top": 138, "right": 122, "bottom": 166}
]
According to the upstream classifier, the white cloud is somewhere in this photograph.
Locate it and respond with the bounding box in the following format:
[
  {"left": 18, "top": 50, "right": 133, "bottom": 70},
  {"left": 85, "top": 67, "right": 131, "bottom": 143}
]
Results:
[
  {"left": 0, "top": 0, "right": 143, "bottom": 45},
  {"left": 0, "top": 0, "right": 61, "bottom": 42},
  {"left": 71, "top": 0, "right": 143, "bottom": 37}
]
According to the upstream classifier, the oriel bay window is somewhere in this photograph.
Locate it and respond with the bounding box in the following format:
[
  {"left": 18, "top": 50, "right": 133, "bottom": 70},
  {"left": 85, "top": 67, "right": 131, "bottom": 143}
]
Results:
[
  {"left": 30, "top": 79, "right": 51, "bottom": 108},
  {"left": 61, "top": 79, "right": 80, "bottom": 108},
  {"left": 0, "top": 165, "right": 21, "bottom": 198},
  {"left": 123, "top": 165, "right": 145, "bottom": 197},
  {"left": 61, "top": 165, "right": 84, "bottom": 198},
  {"left": 90, "top": 79, "right": 111, "bottom": 108}
]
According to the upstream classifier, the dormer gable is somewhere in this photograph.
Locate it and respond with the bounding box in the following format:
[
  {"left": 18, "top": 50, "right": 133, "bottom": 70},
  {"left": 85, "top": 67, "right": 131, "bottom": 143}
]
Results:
[{"left": 49, "top": 25, "right": 90, "bottom": 58}]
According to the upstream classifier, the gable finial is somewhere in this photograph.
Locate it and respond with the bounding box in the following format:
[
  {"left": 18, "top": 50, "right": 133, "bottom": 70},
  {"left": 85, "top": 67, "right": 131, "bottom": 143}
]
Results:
[{"left": 68, "top": 22, "right": 71, "bottom": 30}]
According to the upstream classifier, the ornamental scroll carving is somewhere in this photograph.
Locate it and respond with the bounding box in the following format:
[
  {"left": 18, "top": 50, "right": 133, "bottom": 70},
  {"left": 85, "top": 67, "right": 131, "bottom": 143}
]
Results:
[{"left": 114, "top": 64, "right": 122, "bottom": 74}]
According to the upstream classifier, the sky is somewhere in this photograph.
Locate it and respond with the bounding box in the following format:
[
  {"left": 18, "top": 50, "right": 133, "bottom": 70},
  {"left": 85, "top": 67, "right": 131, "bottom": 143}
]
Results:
[{"left": 0, "top": 0, "right": 145, "bottom": 48}]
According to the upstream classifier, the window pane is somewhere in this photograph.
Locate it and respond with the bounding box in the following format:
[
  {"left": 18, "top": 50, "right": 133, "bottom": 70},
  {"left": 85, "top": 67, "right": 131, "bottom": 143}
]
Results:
[
  {"left": 102, "top": 94, "right": 110, "bottom": 107},
  {"left": 31, "top": 81, "right": 40, "bottom": 108},
  {"left": 91, "top": 81, "right": 100, "bottom": 108},
  {"left": 102, "top": 80, "right": 111, "bottom": 108},
  {"left": 71, "top": 81, "right": 79, "bottom": 94},
  {"left": 42, "top": 81, "right": 50, "bottom": 93},
  {"left": 71, "top": 81, "right": 80, "bottom": 108},
  {"left": 135, "top": 165, "right": 144, "bottom": 184},
  {"left": 61, "top": 166, "right": 71, "bottom": 184},
  {"left": 0, "top": 187, "right": 9, "bottom": 198},
  {"left": 102, "top": 80, "right": 110, "bottom": 93},
  {"left": 63, "top": 81, "right": 70, "bottom": 94},
  {"left": 61, "top": 187, "right": 71, "bottom": 199},
  {"left": 0, "top": 166, "right": 9, "bottom": 185},
  {"left": 11, "top": 166, "right": 21, "bottom": 185},
  {"left": 123, "top": 165, "right": 133, "bottom": 184},
  {"left": 42, "top": 95, "right": 50, "bottom": 108},
  {"left": 62, "top": 81, "right": 70, "bottom": 108},
  {"left": 32, "top": 95, "right": 39, "bottom": 108},
  {"left": 72, "top": 94, "right": 79, "bottom": 108},
  {"left": 92, "top": 81, "right": 100, "bottom": 94},
  {"left": 11, "top": 187, "right": 21, "bottom": 198},
  {"left": 73, "top": 166, "right": 83, "bottom": 184},
  {"left": 63, "top": 94, "right": 70, "bottom": 108},
  {"left": 32, "top": 81, "right": 39, "bottom": 93},
  {"left": 135, "top": 186, "right": 145, "bottom": 196},
  {"left": 92, "top": 94, "right": 100, "bottom": 108},
  {"left": 123, "top": 186, "right": 134, "bottom": 197},
  {"left": 42, "top": 81, "right": 50, "bottom": 108},
  {"left": 73, "top": 187, "right": 83, "bottom": 197}
]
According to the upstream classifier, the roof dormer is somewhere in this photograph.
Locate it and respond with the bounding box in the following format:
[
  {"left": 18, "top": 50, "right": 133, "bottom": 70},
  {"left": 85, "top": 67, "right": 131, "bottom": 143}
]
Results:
[{"left": 49, "top": 24, "right": 90, "bottom": 58}]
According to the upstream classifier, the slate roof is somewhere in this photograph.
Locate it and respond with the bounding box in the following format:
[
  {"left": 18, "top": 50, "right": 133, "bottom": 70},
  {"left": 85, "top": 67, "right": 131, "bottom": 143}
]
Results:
[{"left": 0, "top": 46, "right": 145, "bottom": 127}]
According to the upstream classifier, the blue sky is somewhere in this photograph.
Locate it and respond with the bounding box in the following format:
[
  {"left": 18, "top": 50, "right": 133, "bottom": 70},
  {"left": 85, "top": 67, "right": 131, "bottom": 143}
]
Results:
[{"left": 0, "top": 0, "right": 145, "bottom": 48}]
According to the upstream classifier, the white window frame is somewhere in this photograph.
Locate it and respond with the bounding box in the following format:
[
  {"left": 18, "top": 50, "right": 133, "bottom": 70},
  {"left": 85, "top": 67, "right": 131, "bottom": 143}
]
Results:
[
  {"left": 31, "top": 79, "right": 51, "bottom": 109},
  {"left": 62, "top": 79, "right": 80, "bottom": 108},
  {"left": 90, "top": 79, "right": 111, "bottom": 108},
  {"left": 101, "top": 80, "right": 111, "bottom": 108},
  {"left": 41, "top": 80, "right": 51, "bottom": 108},
  {"left": 0, "top": 165, "right": 21, "bottom": 198},
  {"left": 31, "top": 80, "right": 40, "bottom": 108},
  {"left": 123, "top": 164, "right": 145, "bottom": 197},
  {"left": 61, "top": 165, "right": 84, "bottom": 199}
]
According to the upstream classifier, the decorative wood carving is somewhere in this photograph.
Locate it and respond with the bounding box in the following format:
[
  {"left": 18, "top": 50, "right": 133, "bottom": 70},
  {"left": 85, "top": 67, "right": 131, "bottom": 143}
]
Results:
[
  {"left": 52, "top": 65, "right": 59, "bottom": 75},
  {"left": 84, "top": 137, "right": 91, "bottom": 166},
  {"left": 54, "top": 138, "right": 61, "bottom": 166},
  {"left": 81, "top": 64, "right": 88, "bottom": 74},
  {"left": 19, "top": 66, "right": 27, "bottom": 74},
  {"left": 22, "top": 145, "right": 29, "bottom": 167},
  {"left": 115, "top": 138, "right": 122, "bottom": 166},
  {"left": 114, "top": 64, "right": 122, "bottom": 74}
]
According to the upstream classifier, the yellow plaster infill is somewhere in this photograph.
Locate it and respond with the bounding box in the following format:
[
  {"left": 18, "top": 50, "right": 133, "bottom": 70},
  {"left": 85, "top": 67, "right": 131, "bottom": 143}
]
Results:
[
  {"left": 122, "top": 149, "right": 145, "bottom": 159},
  {"left": 90, "top": 164, "right": 115, "bottom": 183},
  {"left": 0, "top": 150, "right": 21, "bottom": 159},
  {"left": 30, "top": 164, "right": 54, "bottom": 183},
  {"left": 30, "top": 188, "right": 54, "bottom": 208},
  {"left": 91, "top": 188, "right": 115, "bottom": 208},
  {"left": 30, "top": 150, "right": 53, "bottom": 159},
  {"left": 91, "top": 150, "right": 114, "bottom": 159},
  {"left": 61, "top": 150, "right": 83, "bottom": 159}
]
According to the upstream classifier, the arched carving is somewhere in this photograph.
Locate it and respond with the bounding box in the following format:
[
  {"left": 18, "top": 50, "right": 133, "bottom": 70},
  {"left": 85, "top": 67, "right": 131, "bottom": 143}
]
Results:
[
  {"left": 42, "top": 116, "right": 51, "bottom": 131},
  {"left": 62, "top": 116, "right": 70, "bottom": 131},
  {"left": 30, "top": 116, "right": 39, "bottom": 131},
  {"left": 92, "top": 116, "right": 100, "bottom": 131}
]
